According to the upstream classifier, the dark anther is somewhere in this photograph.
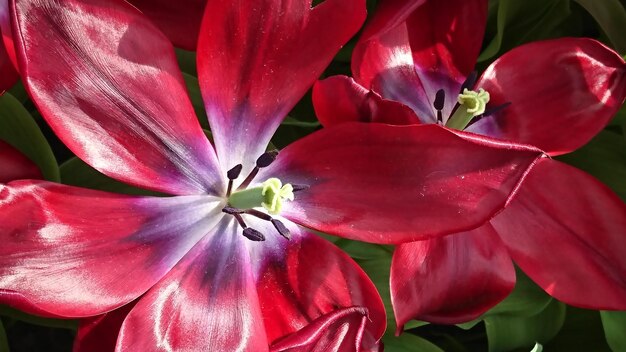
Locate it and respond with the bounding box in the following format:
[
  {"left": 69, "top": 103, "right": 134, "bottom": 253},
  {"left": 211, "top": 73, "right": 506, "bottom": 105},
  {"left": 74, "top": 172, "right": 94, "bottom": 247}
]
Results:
[
  {"left": 226, "top": 164, "right": 243, "bottom": 196},
  {"left": 238, "top": 150, "right": 280, "bottom": 190},
  {"left": 434, "top": 89, "right": 445, "bottom": 124},
  {"left": 271, "top": 219, "right": 291, "bottom": 240},
  {"left": 222, "top": 206, "right": 244, "bottom": 215},
  {"left": 227, "top": 164, "right": 243, "bottom": 180},
  {"left": 460, "top": 71, "right": 478, "bottom": 93},
  {"left": 433, "top": 89, "right": 446, "bottom": 111},
  {"left": 256, "top": 150, "right": 279, "bottom": 168},
  {"left": 245, "top": 209, "right": 272, "bottom": 221},
  {"left": 483, "top": 102, "right": 511, "bottom": 117},
  {"left": 243, "top": 228, "right": 266, "bottom": 241},
  {"left": 292, "top": 184, "right": 309, "bottom": 192}
]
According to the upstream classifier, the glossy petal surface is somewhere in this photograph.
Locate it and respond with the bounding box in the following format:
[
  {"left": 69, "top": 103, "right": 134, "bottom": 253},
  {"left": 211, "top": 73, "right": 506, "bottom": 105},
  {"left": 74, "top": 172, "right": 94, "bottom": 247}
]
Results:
[
  {"left": 0, "top": 0, "right": 17, "bottom": 69},
  {"left": 0, "top": 140, "right": 42, "bottom": 182},
  {"left": 0, "top": 180, "right": 222, "bottom": 317},
  {"left": 312, "top": 76, "right": 418, "bottom": 127},
  {"left": 353, "top": 20, "right": 433, "bottom": 122},
  {"left": 468, "top": 38, "right": 626, "bottom": 155},
  {"left": 12, "top": 0, "right": 222, "bottom": 195},
  {"left": 404, "top": 0, "right": 487, "bottom": 120},
  {"left": 117, "top": 218, "right": 268, "bottom": 351},
  {"left": 391, "top": 224, "right": 515, "bottom": 329},
  {"left": 197, "top": 0, "right": 366, "bottom": 172},
  {"left": 353, "top": 0, "right": 487, "bottom": 122},
  {"left": 270, "top": 307, "right": 371, "bottom": 352},
  {"left": 492, "top": 158, "right": 626, "bottom": 309},
  {"left": 127, "top": 0, "right": 206, "bottom": 50},
  {"left": 253, "top": 223, "right": 385, "bottom": 350},
  {"left": 261, "top": 123, "right": 543, "bottom": 244}
]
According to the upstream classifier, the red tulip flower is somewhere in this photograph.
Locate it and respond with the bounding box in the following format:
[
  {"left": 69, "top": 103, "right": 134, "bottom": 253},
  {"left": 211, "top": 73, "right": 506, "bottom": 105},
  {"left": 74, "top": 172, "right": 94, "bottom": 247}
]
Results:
[
  {"left": 314, "top": 0, "right": 626, "bottom": 331},
  {"left": 0, "top": 0, "right": 544, "bottom": 350}
]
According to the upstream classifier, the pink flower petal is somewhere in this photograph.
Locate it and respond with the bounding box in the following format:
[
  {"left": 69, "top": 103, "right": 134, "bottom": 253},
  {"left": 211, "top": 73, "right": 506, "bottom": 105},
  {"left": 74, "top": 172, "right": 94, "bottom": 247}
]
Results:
[
  {"left": 260, "top": 123, "right": 543, "bottom": 244},
  {"left": 11, "top": 0, "right": 223, "bottom": 195},
  {"left": 391, "top": 224, "right": 515, "bottom": 329},
  {"left": 312, "top": 75, "right": 419, "bottom": 127},
  {"left": 492, "top": 158, "right": 626, "bottom": 309},
  {"left": 127, "top": 0, "right": 207, "bottom": 50},
  {"left": 0, "top": 180, "right": 222, "bottom": 317},
  {"left": 197, "top": 0, "right": 366, "bottom": 172},
  {"left": 468, "top": 38, "right": 626, "bottom": 155}
]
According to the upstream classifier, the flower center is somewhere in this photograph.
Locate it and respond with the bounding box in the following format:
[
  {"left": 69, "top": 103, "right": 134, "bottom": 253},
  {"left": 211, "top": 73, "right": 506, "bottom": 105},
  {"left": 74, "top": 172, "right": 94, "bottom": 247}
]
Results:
[
  {"left": 221, "top": 151, "right": 306, "bottom": 242},
  {"left": 445, "top": 88, "right": 490, "bottom": 130},
  {"left": 432, "top": 72, "right": 510, "bottom": 131}
]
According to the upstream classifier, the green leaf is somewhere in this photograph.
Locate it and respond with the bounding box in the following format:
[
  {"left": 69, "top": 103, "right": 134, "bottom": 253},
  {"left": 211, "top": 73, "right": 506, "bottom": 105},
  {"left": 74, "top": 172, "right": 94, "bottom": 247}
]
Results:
[
  {"left": 60, "top": 157, "right": 162, "bottom": 196},
  {"left": 556, "top": 130, "right": 626, "bottom": 202},
  {"left": 357, "top": 256, "right": 397, "bottom": 333},
  {"left": 479, "top": 0, "right": 571, "bottom": 62},
  {"left": 0, "top": 319, "right": 8, "bottom": 352},
  {"left": 485, "top": 300, "right": 566, "bottom": 352},
  {"left": 545, "top": 307, "right": 611, "bottom": 351},
  {"left": 0, "top": 92, "right": 59, "bottom": 181},
  {"left": 383, "top": 332, "right": 444, "bottom": 352},
  {"left": 182, "top": 72, "right": 209, "bottom": 130},
  {"left": 601, "top": 310, "right": 626, "bottom": 351},
  {"left": 176, "top": 48, "right": 197, "bottom": 76},
  {"left": 333, "top": 238, "right": 392, "bottom": 260},
  {"left": 485, "top": 268, "right": 552, "bottom": 318},
  {"left": 281, "top": 116, "right": 320, "bottom": 128},
  {"left": 574, "top": 0, "right": 626, "bottom": 54},
  {"left": 0, "top": 305, "right": 77, "bottom": 330}
]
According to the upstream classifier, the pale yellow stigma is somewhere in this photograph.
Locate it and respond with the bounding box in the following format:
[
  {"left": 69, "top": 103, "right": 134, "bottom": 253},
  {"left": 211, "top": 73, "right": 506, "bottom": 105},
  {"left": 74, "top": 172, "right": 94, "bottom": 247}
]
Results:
[
  {"left": 261, "top": 178, "right": 294, "bottom": 215},
  {"left": 457, "top": 88, "right": 490, "bottom": 117}
]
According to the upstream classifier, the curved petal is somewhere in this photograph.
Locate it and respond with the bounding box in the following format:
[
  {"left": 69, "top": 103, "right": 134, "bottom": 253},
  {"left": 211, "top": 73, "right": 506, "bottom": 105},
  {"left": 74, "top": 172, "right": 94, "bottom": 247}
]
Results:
[
  {"left": 73, "top": 302, "right": 136, "bottom": 352},
  {"left": 359, "top": 0, "right": 426, "bottom": 42},
  {"left": 11, "top": 0, "right": 223, "bottom": 195},
  {"left": 404, "top": 0, "right": 487, "bottom": 118},
  {"left": 0, "top": 180, "right": 222, "bottom": 317},
  {"left": 469, "top": 38, "right": 626, "bottom": 155},
  {"left": 116, "top": 218, "right": 269, "bottom": 351},
  {"left": 0, "top": 140, "right": 42, "bottom": 182},
  {"left": 0, "top": 0, "right": 17, "bottom": 69},
  {"left": 197, "top": 0, "right": 366, "bottom": 172},
  {"left": 127, "top": 0, "right": 207, "bottom": 50},
  {"left": 352, "top": 0, "right": 488, "bottom": 122},
  {"left": 352, "top": 20, "right": 434, "bottom": 122},
  {"left": 312, "top": 76, "right": 419, "bottom": 127},
  {"left": 491, "top": 158, "right": 626, "bottom": 309},
  {"left": 391, "top": 224, "right": 515, "bottom": 330},
  {"left": 260, "top": 123, "right": 543, "bottom": 244},
  {"left": 270, "top": 307, "right": 371, "bottom": 352},
  {"left": 0, "top": 39, "right": 17, "bottom": 93},
  {"left": 249, "top": 222, "right": 385, "bottom": 350}
]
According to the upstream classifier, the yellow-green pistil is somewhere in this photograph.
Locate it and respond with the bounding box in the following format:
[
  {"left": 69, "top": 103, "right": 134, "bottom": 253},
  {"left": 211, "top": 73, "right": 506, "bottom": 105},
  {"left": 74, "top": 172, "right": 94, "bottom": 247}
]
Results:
[
  {"left": 228, "top": 178, "right": 294, "bottom": 215},
  {"left": 445, "top": 88, "right": 490, "bottom": 130}
]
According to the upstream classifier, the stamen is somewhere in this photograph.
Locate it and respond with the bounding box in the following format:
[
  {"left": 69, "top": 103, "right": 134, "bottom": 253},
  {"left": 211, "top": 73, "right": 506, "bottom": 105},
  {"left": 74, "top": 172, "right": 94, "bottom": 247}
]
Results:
[
  {"left": 460, "top": 71, "right": 478, "bottom": 93},
  {"left": 243, "top": 228, "right": 265, "bottom": 241},
  {"left": 245, "top": 208, "right": 272, "bottom": 221},
  {"left": 238, "top": 150, "right": 279, "bottom": 190},
  {"left": 222, "top": 206, "right": 244, "bottom": 215},
  {"left": 271, "top": 219, "right": 291, "bottom": 240},
  {"left": 226, "top": 164, "right": 243, "bottom": 196},
  {"left": 434, "top": 89, "right": 445, "bottom": 124},
  {"left": 483, "top": 102, "right": 511, "bottom": 117},
  {"left": 244, "top": 209, "right": 291, "bottom": 240},
  {"left": 466, "top": 102, "right": 512, "bottom": 129}
]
